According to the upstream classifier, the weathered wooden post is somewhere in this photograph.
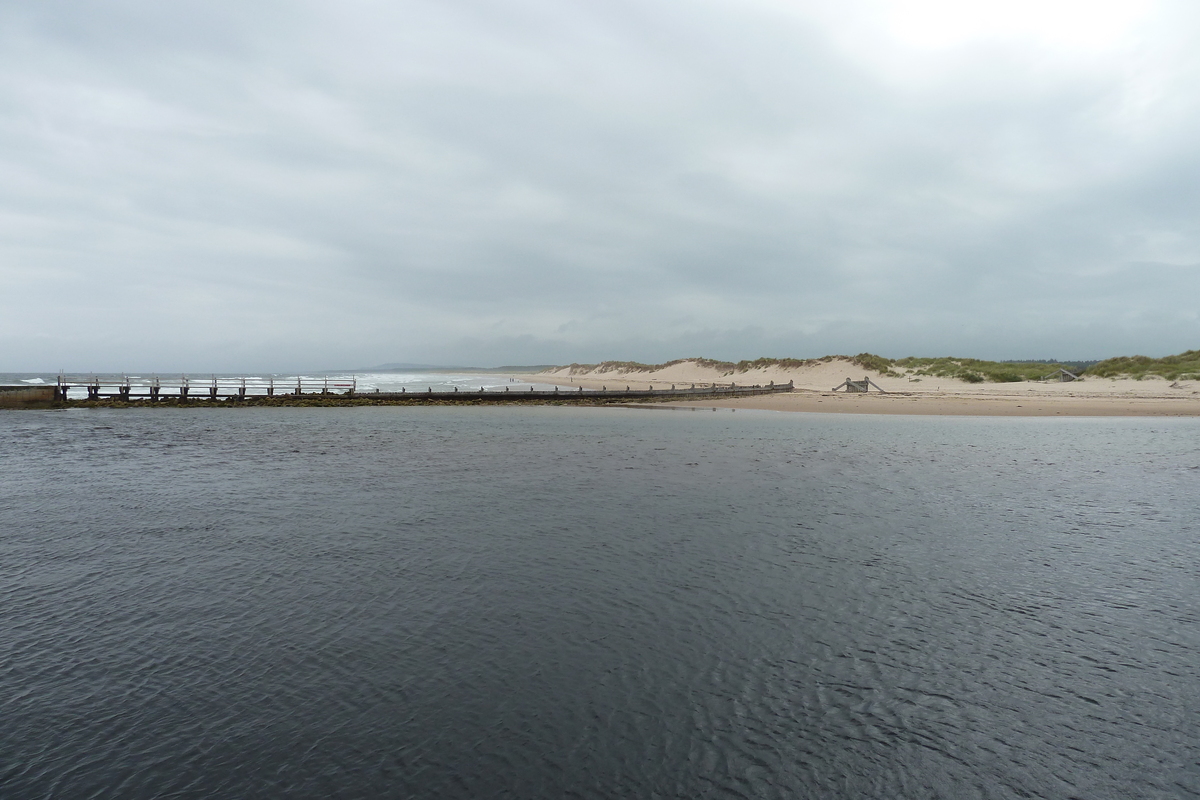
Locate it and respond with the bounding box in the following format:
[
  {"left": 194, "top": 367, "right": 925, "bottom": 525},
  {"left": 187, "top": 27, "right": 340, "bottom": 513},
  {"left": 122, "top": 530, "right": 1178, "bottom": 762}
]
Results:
[
  {"left": 832, "top": 376, "right": 885, "bottom": 393},
  {"left": 267, "top": 377, "right": 274, "bottom": 397},
  {"left": 238, "top": 377, "right": 246, "bottom": 399},
  {"left": 209, "top": 376, "right": 218, "bottom": 400}
]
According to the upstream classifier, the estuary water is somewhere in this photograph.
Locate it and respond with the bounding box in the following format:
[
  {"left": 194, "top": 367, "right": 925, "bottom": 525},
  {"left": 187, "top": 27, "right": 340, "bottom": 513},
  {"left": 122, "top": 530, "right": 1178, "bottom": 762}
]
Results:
[{"left": 1, "top": 407, "right": 1198, "bottom": 799}]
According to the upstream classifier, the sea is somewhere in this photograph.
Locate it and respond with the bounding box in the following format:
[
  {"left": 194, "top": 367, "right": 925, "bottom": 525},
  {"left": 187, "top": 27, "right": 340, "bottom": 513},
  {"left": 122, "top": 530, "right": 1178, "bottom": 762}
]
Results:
[{"left": 1, "top": 405, "right": 1198, "bottom": 799}]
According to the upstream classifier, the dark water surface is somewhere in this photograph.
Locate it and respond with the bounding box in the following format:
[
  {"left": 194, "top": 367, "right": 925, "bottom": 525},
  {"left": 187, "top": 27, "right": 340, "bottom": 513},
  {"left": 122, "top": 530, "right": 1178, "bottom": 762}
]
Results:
[{"left": 2, "top": 407, "right": 1198, "bottom": 799}]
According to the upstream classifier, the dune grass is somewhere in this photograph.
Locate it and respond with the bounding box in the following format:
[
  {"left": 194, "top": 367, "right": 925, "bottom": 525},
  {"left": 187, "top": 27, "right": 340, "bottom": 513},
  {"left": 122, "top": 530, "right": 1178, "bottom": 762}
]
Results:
[
  {"left": 1086, "top": 350, "right": 1200, "bottom": 380},
  {"left": 890, "top": 357, "right": 1085, "bottom": 383}
]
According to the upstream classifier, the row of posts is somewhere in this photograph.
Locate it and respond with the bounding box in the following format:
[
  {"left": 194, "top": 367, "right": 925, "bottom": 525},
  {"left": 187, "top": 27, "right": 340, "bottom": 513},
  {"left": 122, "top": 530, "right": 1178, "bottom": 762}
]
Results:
[{"left": 55, "top": 375, "right": 358, "bottom": 401}]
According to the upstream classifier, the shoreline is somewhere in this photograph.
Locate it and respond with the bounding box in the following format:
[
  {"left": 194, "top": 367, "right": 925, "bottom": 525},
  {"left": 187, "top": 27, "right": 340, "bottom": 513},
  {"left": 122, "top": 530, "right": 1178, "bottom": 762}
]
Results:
[
  {"left": 14, "top": 391, "right": 1200, "bottom": 416},
  {"left": 535, "top": 381, "right": 1200, "bottom": 422},
  {"left": 529, "top": 364, "right": 1200, "bottom": 417},
  {"left": 7, "top": 360, "right": 1200, "bottom": 415}
]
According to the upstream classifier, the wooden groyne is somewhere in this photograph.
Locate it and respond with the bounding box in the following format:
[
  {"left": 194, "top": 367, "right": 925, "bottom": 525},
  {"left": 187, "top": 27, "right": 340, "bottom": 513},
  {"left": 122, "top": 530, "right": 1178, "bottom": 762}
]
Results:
[
  {"left": 361, "top": 381, "right": 794, "bottom": 403},
  {"left": 18, "top": 376, "right": 796, "bottom": 406}
]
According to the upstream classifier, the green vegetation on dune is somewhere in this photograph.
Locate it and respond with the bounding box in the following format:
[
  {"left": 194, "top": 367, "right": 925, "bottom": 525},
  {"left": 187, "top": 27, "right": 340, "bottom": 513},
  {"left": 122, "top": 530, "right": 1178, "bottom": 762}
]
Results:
[
  {"left": 1087, "top": 350, "right": 1200, "bottom": 380},
  {"left": 890, "top": 357, "right": 1082, "bottom": 383},
  {"left": 849, "top": 353, "right": 901, "bottom": 376}
]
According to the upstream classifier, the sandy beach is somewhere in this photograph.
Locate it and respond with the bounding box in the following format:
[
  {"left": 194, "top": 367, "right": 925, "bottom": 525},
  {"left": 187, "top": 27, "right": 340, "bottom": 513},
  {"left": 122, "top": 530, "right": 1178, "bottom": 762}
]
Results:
[{"left": 531, "top": 358, "right": 1200, "bottom": 417}]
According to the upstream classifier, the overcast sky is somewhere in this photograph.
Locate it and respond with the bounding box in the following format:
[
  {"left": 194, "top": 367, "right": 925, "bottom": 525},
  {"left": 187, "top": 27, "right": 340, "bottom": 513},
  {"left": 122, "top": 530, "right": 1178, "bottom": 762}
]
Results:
[{"left": 2, "top": 0, "right": 1198, "bottom": 371}]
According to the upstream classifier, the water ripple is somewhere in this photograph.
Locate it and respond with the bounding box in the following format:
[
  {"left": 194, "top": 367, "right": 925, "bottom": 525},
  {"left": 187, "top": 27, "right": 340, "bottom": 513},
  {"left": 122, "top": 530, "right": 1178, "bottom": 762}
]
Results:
[{"left": 1, "top": 408, "right": 1198, "bottom": 798}]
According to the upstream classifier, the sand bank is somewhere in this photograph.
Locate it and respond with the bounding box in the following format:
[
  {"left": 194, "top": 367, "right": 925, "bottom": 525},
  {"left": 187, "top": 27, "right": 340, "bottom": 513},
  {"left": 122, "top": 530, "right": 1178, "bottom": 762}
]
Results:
[{"left": 530, "top": 358, "right": 1200, "bottom": 417}]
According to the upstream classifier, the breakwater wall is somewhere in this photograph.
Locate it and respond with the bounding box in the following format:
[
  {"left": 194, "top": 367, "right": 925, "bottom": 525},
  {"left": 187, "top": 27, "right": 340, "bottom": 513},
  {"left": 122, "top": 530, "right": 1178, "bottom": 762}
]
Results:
[{"left": 0, "top": 386, "right": 56, "bottom": 408}]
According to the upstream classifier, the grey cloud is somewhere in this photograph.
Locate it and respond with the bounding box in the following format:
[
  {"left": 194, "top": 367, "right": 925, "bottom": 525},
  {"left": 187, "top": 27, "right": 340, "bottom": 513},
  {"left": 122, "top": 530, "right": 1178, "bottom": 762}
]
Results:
[{"left": 2, "top": 0, "right": 1198, "bottom": 371}]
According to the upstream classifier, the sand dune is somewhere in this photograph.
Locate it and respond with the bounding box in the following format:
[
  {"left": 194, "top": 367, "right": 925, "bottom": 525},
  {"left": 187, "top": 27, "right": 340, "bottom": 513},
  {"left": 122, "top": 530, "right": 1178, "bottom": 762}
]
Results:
[{"left": 533, "top": 358, "right": 1200, "bottom": 416}]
